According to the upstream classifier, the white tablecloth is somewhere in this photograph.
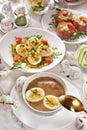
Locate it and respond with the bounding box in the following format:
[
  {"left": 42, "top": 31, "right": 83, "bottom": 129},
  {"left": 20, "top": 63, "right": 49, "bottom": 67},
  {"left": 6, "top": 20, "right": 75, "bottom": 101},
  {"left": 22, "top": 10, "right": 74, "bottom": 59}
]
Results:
[{"left": 0, "top": 0, "right": 87, "bottom": 130}]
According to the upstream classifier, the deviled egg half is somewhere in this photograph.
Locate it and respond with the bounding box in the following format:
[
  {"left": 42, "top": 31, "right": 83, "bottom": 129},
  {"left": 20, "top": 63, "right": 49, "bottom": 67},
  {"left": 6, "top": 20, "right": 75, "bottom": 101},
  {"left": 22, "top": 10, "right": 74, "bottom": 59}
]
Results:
[
  {"left": 37, "top": 44, "right": 54, "bottom": 57},
  {"left": 25, "top": 87, "right": 45, "bottom": 102},
  {"left": 28, "top": 49, "right": 41, "bottom": 65},
  {"left": 43, "top": 95, "right": 61, "bottom": 110},
  {"left": 16, "top": 44, "right": 29, "bottom": 57},
  {"left": 28, "top": 36, "right": 41, "bottom": 50}
]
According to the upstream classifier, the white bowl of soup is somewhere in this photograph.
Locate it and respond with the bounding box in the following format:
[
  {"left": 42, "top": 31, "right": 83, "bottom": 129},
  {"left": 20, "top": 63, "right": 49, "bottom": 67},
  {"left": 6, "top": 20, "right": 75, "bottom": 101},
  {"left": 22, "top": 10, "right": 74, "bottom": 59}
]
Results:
[{"left": 22, "top": 72, "right": 67, "bottom": 116}]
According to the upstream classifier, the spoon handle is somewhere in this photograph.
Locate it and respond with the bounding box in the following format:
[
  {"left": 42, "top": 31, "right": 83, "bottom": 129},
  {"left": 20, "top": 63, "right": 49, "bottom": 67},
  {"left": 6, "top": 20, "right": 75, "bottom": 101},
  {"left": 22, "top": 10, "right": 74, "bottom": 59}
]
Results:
[{"left": 84, "top": 109, "right": 87, "bottom": 113}]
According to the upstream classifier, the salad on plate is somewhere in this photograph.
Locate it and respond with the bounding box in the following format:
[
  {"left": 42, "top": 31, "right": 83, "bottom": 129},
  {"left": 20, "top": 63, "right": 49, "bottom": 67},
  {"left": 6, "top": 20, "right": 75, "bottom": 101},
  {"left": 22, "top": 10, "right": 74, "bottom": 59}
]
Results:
[{"left": 25, "top": 0, "right": 51, "bottom": 15}]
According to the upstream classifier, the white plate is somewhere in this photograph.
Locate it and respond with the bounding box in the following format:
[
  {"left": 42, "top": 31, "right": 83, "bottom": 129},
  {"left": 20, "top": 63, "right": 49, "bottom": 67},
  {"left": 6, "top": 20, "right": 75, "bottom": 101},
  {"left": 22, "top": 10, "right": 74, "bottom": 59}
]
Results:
[
  {"left": 67, "top": 0, "right": 86, "bottom": 6},
  {"left": 10, "top": 77, "right": 81, "bottom": 130},
  {"left": 65, "top": 0, "right": 86, "bottom": 6},
  {"left": 41, "top": 9, "right": 87, "bottom": 44},
  {"left": 0, "top": 27, "right": 65, "bottom": 73},
  {"left": 55, "top": 0, "right": 86, "bottom": 6}
]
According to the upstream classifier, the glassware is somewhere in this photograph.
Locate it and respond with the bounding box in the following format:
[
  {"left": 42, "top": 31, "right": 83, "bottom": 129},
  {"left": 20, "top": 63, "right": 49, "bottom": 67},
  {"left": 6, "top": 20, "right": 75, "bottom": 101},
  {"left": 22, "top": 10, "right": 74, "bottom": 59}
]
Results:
[{"left": 55, "top": 0, "right": 70, "bottom": 9}]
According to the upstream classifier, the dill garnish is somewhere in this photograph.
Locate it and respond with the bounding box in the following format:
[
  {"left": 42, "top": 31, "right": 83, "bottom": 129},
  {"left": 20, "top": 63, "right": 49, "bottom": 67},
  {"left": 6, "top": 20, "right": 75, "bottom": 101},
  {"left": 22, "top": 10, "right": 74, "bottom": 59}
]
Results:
[{"left": 64, "top": 31, "right": 87, "bottom": 41}]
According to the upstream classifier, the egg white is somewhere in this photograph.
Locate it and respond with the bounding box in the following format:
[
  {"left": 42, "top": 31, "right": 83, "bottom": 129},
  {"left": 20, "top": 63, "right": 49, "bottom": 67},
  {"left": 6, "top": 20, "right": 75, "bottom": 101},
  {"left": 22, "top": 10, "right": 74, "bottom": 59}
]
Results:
[
  {"left": 43, "top": 95, "right": 60, "bottom": 110},
  {"left": 25, "top": 87, "right": 45, "bottom": 102},
  {"left": 27, "top": 55, "right": 41, "bottom": 65},
  {"left": 42, "top": 47, "right": 54, "bottom": 57},
  {"left": 38, "top": 46, "right": 54, "bottom": 57},
  {"left": 16, "top": 44, "right": 29, "bottom": 57},
  {"left": 28, "top": 36, "right": 40, "bottom": 49}
]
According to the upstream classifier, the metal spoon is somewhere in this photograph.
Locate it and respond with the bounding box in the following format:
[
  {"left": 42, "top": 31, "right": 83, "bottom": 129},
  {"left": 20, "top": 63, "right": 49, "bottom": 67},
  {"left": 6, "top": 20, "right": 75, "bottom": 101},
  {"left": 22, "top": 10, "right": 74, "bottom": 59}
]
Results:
[{"left": 58, "top": 95, "right": 87, "bottom": 113}]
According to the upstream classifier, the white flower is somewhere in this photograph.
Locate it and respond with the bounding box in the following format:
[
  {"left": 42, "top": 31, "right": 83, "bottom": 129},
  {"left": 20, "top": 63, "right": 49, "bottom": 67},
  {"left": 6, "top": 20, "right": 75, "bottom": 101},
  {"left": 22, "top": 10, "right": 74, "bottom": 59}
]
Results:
[
  {"left": 21, "top": 63, "right": 26, "bottom": 69},
  {"left": 13, "top": 99, "right": 19, "bottom": 108},
  {"left": 0, "top": 69, "right": 11, "bottom": 78},
  {"left": 0, "top": 95, "right": 7, "bottom": 104}
]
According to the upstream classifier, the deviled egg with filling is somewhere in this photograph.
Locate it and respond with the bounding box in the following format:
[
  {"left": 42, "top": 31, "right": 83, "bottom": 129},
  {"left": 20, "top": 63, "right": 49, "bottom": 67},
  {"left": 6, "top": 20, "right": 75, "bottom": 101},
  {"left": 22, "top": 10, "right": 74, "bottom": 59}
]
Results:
[
  {"left": 37, "top": 44, "right": 54, "bottom": 57},
  {"left": 28, "top": 36, "right": 41, "bottom": 50},
  {"left": 43, "top": 95, "right": 61, "bottom": 110},
  {"left": 25, "top": 87, "right": 45, "bottom": 102},
  {"left": 16, "top": 44, "right": 29, "bottom": 57},
  {"left": 28, "top": 48, "right": 41, "bottom": 65}
]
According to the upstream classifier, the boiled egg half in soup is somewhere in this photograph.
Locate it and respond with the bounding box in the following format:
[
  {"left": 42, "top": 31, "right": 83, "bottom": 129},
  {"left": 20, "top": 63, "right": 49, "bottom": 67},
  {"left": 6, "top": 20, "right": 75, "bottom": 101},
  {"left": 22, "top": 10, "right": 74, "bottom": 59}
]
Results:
[
  {"left": 25, "top": 87, "right": 45, "bottom": 102},
  {"left": 43, "top": 95, "right": 61, "bottom": 110}
]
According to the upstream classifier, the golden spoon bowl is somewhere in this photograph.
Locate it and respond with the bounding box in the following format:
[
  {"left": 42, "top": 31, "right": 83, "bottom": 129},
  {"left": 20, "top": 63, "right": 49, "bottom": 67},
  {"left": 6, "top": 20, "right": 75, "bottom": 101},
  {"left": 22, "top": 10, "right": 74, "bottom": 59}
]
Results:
[{"left": 59, "top": 95, "right": 87, "bottom": 113}]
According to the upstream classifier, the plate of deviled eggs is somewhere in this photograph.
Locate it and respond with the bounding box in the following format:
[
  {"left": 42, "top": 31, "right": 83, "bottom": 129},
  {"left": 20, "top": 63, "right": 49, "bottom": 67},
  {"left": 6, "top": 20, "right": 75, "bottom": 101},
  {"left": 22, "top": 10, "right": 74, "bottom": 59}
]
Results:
[{"left": 0, "top": 27, "right": 65, "bottom": 73}]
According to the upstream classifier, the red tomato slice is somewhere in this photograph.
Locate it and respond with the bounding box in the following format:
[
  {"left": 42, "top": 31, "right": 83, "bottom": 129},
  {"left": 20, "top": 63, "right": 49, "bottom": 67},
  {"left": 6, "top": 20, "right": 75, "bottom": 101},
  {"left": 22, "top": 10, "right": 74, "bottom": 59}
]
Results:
[
  {"left": 16, "top": 37, "right": 22, "bottom": 43},
  {"left": 13, "top": 57, "right": 18, "bottom": 62},
  {"left": 60, "top": 10, "right": 69, "bottom": 16},
  {"left": 55, "top": 10, "right": 72, "bottom": 25},
  {"left": 45, "top": 58, "right": 53, "bottom": 64},
  {"left": 80, "top": 16, "right": 87, "bottom": 23},
  {"left": 73, "top": 16, "right": 87, "bottom": 32},
  {"left": 41, "top": 39, "right": 48, "bottom": 44},
  {"left": 67, "top": 22, "right": 75, "bottom": 30}
]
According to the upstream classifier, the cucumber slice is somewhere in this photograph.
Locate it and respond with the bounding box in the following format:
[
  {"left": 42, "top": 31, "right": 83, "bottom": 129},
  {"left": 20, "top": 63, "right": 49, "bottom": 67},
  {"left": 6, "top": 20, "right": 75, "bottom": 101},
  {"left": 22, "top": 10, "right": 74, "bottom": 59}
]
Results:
[
  {"left": 0, "top": 13, "right": 5, "bottom": 22},
  {"left": 15, "top": 15, "right": 27, "bottom": 26},
  {"left": 78, "top": 47, "right": 87, "bottom": 69},
  {"left": 81, "top": 55, "right": 87, "bottom": 68}
]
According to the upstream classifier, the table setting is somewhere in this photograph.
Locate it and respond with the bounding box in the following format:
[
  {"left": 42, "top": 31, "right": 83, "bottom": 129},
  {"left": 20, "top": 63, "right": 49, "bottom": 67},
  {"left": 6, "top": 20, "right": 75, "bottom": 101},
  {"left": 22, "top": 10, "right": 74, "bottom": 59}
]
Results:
[{"left": 0, "top": 0, "right": 87, "bottom": 130}]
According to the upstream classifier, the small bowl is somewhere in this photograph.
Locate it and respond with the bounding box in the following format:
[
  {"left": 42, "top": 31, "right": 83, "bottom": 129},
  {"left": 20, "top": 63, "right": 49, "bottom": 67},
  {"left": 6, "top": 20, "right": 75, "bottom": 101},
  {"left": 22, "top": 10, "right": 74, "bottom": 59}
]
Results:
[
  {"left": 14, "top": 15, "right": 30, "bottom": 28},
  {"left": 76, "top": 44, "right": 87, "bottom": 71},
  {"left": 22, "top": 72, "right": 67, "bottom": 116},
  {"left": 13, "top": 4, "right": 28, "bottom": 16},
  {"left": 0, "top": 18, "right": 14, "bottom": 33},
  {"left": 26, "top": 0, "right": 54, "bottom": 15}
]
